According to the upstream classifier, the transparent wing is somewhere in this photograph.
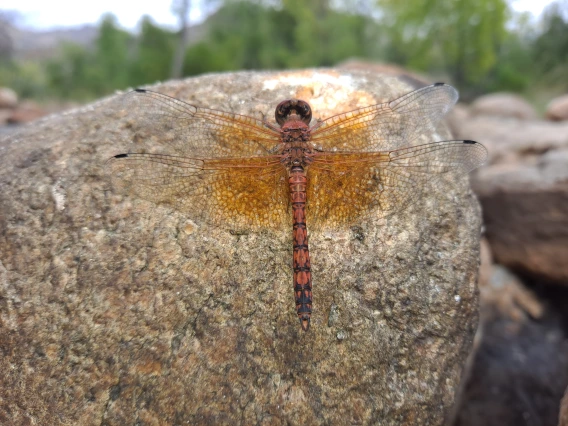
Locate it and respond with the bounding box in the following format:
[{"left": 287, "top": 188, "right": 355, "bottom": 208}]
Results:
[
  {"left": 117, "top": 89, "right": 281, "bottom": 158},
  {"left": 310, "top": 83, "right": 458, "bottom": 152},
  {"left": 107, "top": 89, "right": 291, "bottom": 230},
  {"left": 107, "top": 153, "right": 291, "bottom": 231},
  {"left": 306, "top": 140, "right": 487, "bottom": 229}
]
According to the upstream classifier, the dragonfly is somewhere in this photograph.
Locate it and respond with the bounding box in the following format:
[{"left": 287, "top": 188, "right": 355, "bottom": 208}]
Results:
[{"left": 107, "top": 83, "right": 487, "bottom": 331}]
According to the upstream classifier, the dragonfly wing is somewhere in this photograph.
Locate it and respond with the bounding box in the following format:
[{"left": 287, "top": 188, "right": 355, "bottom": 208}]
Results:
[
  {"left": 306, "top": 140, "right": 487, "bottom": 229},
  {"left": 117, "top": 89, "right": 281, "bottom": 158},
  {"left": 107, "top": 153, "right": 291, "bottom": 231},
  {"left": 310, "top": 83, "right": 458, "bottom": 152}
]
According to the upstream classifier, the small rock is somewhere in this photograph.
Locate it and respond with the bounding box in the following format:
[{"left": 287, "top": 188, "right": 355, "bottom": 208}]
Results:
[
  {"left": 8, "top": 101, "right": 46, "bottom": 124},
  {"left": 471, "top": 92, "right": 537, "bottom": 120},
  {"left": 546, "top": 94, "right": 568, "bottom": 121},
  {"left": 0, "top": 108, "right": 12, "bottom": 125},
  {"left": 0, "top": 87, "right": 18, "bottom": 108},
  {"left": 479, "top": 265, "right": 543, "bottom": 322},
  {"left": 473, "top": 150, "right": 568, "bottom": 284},
  {"left": 446, "top": 103, "right": 471, "bottom": 136},
  {"left": 451, "top": 99, "right": 568, "bottom": 284},
  {"left": 560, "top": 388, "right": 568, "bottom": 426},
  {"left": 477, "top": 238, "right": 493, "bottom": 290}
]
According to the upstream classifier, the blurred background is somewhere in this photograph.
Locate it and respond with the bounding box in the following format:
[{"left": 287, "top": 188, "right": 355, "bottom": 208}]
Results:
[
  {"left": 2, "top": 1, "right": 568, "bottom": 425},
  {"left": 0, "top": 0, "right": 567, "bottom": 113}
]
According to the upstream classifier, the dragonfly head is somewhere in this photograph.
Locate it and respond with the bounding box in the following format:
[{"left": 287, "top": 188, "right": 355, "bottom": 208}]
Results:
[{"left": 275, "top": 99, "right": 312, "bottom": 126}]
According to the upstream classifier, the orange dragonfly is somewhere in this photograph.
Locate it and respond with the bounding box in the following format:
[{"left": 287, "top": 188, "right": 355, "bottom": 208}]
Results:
[{"left": 107, "top": 83, "right": 487, "bottom": 331}]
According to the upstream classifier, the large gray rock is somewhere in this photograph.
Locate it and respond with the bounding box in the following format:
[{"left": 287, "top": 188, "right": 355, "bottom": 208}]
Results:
[
  {"left": 449, "top": 103, "right": 568, "bottom": 426},
  {"left": 0, "top": 87, "right": 17, "bottom": 108},
  {"left": 470, "top": 93, "right": 537, "bottom": 120},
  {"left": 451, "top": 111, "right": 568, "bottom": 284},
  {"left": 0, "top": 69, "right": 483, "bottom": 425}
]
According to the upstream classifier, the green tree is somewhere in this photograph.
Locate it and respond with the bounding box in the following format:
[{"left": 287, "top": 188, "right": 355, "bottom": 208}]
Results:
[
  {"left": 45, "top": 42, "right": 96, "bottom": 99},
  {"left": 377, "top": 0, "right": 508, "bottom": 88},
  {"left": 43, "top": 13, "right": 131, "bottom": 99},
  {"left": 93, "top": 14, "right": 131, "bottom": 93},
  {"left": 533, "top": 0, "right": 568, "bottom": 85},
  {"left": 171, "top": 0, "right": 191, "bottom": 78},
  {"left": 481, "top": 11, "right": 534, "bottom": 92},
  {"left": 279, "top": 0, "right": 371, "bottom": 67},
  {"left": 130, "top": 16, "right": 176, "bottom": 86},
  {"left": 183, "top": 0, "right": 376, "bottom": 74}
]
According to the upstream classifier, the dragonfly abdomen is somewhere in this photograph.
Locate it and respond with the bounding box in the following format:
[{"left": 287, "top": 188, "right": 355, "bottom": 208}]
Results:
[{"left": 289, "top": 167, "right": 312, "bottom": 331}]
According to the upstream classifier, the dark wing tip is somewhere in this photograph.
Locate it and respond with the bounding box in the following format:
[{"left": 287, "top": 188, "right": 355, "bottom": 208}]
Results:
[
  {"left": 433, "top": 82, "right": 446, "bottom": 86},
  {"left": 134, "top": 88, "right": 146, "bottom": 93},
  {"left": 113, "top": 153, "right": 129, "bottom": 158},
  {"left": 463, "top": 140, "right": 477, "bottom": 144}
]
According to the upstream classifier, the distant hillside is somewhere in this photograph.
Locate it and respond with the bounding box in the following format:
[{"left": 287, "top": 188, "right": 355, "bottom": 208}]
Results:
[
  {"left": 7, "top": 24, "right": 99, "bottom": 60},
  {"left": 4, "top": 20, "right": 206, "bottom": 61}
]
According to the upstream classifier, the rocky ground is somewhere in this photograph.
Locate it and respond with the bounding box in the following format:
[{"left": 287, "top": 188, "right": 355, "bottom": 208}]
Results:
[
  {"left": 447, "top": 91, "right": 568, "bottom": 426},
  {"left": 0, "top": 87, "right": 77, "bottom": 136}
]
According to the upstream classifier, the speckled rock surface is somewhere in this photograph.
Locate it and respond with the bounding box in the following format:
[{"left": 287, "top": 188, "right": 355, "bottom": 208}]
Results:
[{"left": 0, "top": 69, "right": 482, "bottom": 425}]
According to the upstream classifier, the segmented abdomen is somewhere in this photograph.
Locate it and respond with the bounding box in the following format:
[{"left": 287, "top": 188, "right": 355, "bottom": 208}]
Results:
[{"left": 289, "top": 166, "right": 312, "bottom": 331}]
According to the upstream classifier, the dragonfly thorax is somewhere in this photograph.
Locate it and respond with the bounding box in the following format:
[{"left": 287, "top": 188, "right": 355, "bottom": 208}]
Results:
[
  {"left": 280, "top": 145, "right": 314, "bottom": 169},
  {"left": 280, "top": 118, "right": 311, "bottom": 142}
]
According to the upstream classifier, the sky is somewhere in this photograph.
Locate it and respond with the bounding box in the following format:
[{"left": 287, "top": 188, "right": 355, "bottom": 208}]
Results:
[
  {"left": 2, "top": 0, "right": 206, "bottom": 30},
  {"left": 1, "top": 0, "right": 557, "bottom": 31}
]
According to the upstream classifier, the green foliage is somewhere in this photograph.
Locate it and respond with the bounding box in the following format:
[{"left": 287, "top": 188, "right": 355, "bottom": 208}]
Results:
[
  {"left": 130, "top": 16, "right": 175, "bottom": 86},
  {"left": 45, "top": 43, "right": 97, "bottom": 100},
  {"left": 40, "top": 14, "right": 174, "bottom": 100},
  {"left": 3, "top": 0, "right": 568, "bottom": 101},
  {"left": 280, "top": 0, "right": 371, "bottom": 67},
  {"left": 92, "top": 14, "right": 131, "bottom": 92},
  {"left": 533, "top": 0, "right": 568, "bottom": 87},
  {"left": 0, "top": 61, "right": 48, "bottom": 99},
  {"left": 377, "top": 0, "right": 508, "bottom": 88},
  {"left": 41, "top": 14, "right": 132, "bottom": 99},
  {"left": 480, "top": 13, "right": 534, "bottom": 93},
  {"left": 184, "top": 0, "right": 374, "bottom": 74}
]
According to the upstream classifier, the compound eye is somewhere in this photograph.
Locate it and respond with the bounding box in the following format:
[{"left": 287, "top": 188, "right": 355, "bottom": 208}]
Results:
[
  {"left": 275, "top": 100, "right": 292, "bottom": 126},
  {"left": 296, "top": 100, "right": 312, "bottom": 125}
]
